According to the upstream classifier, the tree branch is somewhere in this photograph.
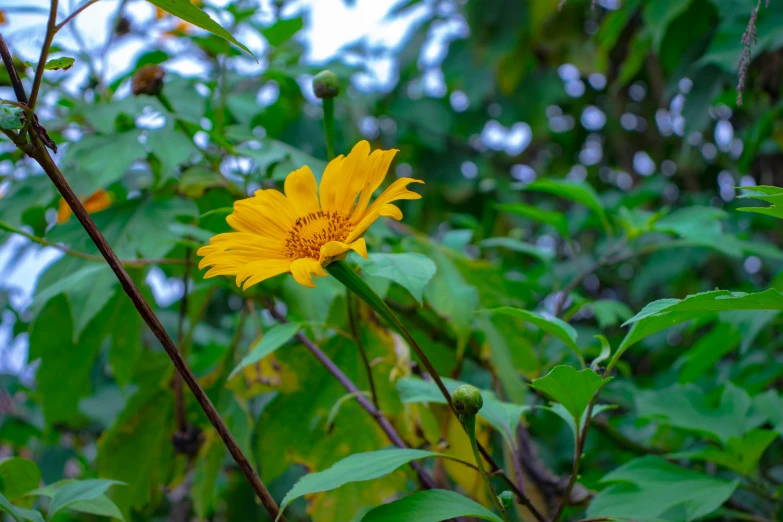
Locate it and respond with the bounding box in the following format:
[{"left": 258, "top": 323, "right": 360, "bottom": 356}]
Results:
[
  {"left": 0, "top": 34, "right": 29, "bottom": 104},
  {"left": 28, "top": 0, "right": 59, "bottom": 110},
  {"left": 5, "top": 26, "right": 284, "bottom": 512}
]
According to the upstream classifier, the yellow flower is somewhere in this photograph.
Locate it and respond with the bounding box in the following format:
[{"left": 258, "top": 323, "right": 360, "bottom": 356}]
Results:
[{"left": 198, "top": 141, "right": 423, "bottom": 289}]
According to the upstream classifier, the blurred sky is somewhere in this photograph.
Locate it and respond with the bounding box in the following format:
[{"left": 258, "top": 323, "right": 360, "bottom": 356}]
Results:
[{"left": 0, "top": 0, "right": 439, "bottom": 373}]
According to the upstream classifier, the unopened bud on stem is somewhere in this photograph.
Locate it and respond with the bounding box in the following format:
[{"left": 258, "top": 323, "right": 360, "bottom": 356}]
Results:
[
  {"left": 453, "top": 384, "right": 483, "bottom": 420},
  {"left": 312, "top": 70, "right": 339, "bottom": 99}
]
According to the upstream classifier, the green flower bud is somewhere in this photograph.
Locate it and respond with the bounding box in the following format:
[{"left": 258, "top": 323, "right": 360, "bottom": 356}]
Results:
[
  {"left": 497, "top": 490, "right": 513, "bottom": 509},
  {"left": 312, "top": 70, "right": 340, "bottom": 99},
  {"left": 453, "top": 384, "right": 483, "bottom": 417}
]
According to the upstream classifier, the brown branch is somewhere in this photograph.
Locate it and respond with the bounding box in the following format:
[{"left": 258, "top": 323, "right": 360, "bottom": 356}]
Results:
[
  {"left": 27, "top": 136, "right": 284, "bottom": 520},
  {"left": 347, "top": 293, "right": 379, "bottom": 409},
  {"left": 264, "top": 305, "right": 444, "bottom": 491},
  {"left": 3, "top": 23, "right": 283, "bottom": 514},
  {"left": 0, "top": 34, "right": 29, "bottom": 104},
  {"left": 28, "top": 0, "right": 59, "bottom": 110}
]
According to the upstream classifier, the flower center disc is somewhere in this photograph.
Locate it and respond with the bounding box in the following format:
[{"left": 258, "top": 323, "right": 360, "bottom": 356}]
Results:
[{"left": 285, "top": 210, "right": 353, "bottom": 259}]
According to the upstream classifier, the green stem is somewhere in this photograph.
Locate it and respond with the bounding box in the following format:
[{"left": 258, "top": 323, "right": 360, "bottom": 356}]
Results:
[
  {"left": 325, "top": 260, "right": 455, "bottom": 411},
  {"left": 322, "top": 97, "right": 335, "bottom": 161},
  {"left": 463, "top": 413, "right": 510, "bottom": 521}
]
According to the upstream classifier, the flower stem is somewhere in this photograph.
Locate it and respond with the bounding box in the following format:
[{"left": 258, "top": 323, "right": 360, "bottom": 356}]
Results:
[
  {"left": 322, "top": 97, "right": 335, "bottom": 160},
  {"left": 326, "top": 260, "right": 455, "bottom": 409},
  {"left": 462, "top": 412, "right": 511, "bottom": 521}
]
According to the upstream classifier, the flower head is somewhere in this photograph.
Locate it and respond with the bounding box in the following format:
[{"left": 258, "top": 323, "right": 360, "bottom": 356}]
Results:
[{"left": 198, "top": 141, "right": 423, "bottom": 289}]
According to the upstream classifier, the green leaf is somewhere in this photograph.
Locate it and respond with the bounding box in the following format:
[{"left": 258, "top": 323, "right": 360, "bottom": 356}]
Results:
[
  {"left": 28, "top": 482, "right": 125, "bottom": 521},
  {"left": 229, "top": 322, "right": 302, "bottom": 379},
  {"left": 97, "top": 355, "right": 173, "bottom": 515},
  {"left": 261, "top": 17, "right": 304, "bottom": 46},
  {"left": 0, "top": 492, "right": 43, "bottom": 522},
  {"left": 361, "top": 489, "right": 503, "bottom": 522},
  {"left": 481, "top": 307, "right": 584, "bottom": 365},
  {"left": 590, "top": 300, "right": 633, "bottom": 329},
  {"left": 145, "top": 0, "right": 254, "bottom": 57},
  {"left": 676, "top": 323, "right": 740, "bottom": 383},
  {"left": 192, "top": 435, "right": 225, "bottom": 520},
  {"left": 542, "top": 402, "right": 616, "bottom": 441},
  {"left": 0, "top": 458, "right": 40, "bottom": 500},
  {"left": 612, "top": 289, "right": 783, "bottom": 367},
  {"left": 749, "top": 390, "right": 783, "bottom": 436},
  {"left": 670, "top": 429, "right": 778, "bottom": 475},
  {"left": 396, "top": 377, "right": 528, "bottom": 447},
  {"left": 531, "top": 365, "right": 610, "bottom": 428},
  {"left": 67, "top": 495, "right": 124, "bottom": 520},
  {"left": 357, "top": 253, "right": 437, "bottom": 304},
  {"left": 477, "top": 237, "right": 555, "bottom": 262},
  {"left": 635, "top": 383, "right": 753, "bottom": 444},
  {"left": 422, "top": 247, "right": 479, "bottom": 350},
  {"left": 737, "top": 185, "right": 783, "bottom": 220},
  {"left": 44, "top": 57, "right": 75, "bottom": 70},
  {"left": 476, "top": 316, "right": 528, "bottom": 403},
  {"left": 522, "top": 179, "right": 611, "bottom": 233},
  {"left": 642, "top": 0, "right": 694, "bottom": 50},
  {"left": 29, "top": 295, "right": 98, "bottom": 426},
  {"left": 64, "top": 130, "right": 146, "bottom": 194},
  {"left": 32, "top": 264, "right": 117, "bottom": 338},
  {"left": 279, "top": 448, "right": 446, "bottom": 519},
  {"left": 586, "top": 456, "right": 738, "bottom": 520},
  {"left": 0, "top": 106, "right": 23, "bottom": 130},
  {"left": 496, "top": 203, "right": 570, "bottom": 239},
  {"left": 47, "top": 479, "right": 124, "bottom": 520}
]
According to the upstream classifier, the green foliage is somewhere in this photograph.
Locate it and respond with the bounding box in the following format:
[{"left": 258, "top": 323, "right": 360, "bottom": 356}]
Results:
[
  {"left": 531, "top": 366, "right": 610, "bottom": 428},
  {"left": 586, "top": 456, "right": 738, "bottom": 520},
  {"left": 279, "top": 449, "right": 447, "bottom": 518},
  {"left": 361, "top": 490, "right": 503, "bottom": 522},
  {"left": 3, "top": 0, "right": 783, "bottom": 521}
]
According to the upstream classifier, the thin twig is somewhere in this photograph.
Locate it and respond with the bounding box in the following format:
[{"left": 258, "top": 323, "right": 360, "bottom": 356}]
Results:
[
  {"left": 264, "top": 305, "right": 445, "bottom": 493},
  {"left": 28, "top": 0, "right": 59, "bottom": 110},
  {"left": 173, "top": 248, "right": 192, "bottom": 434},
  {"left": 347, "top": 293, "right": 379, "bottom": 409},
  {"left": 0, "top": 34, "right": 29, "bottom": 104},
  {"left": 552, "top": 393, "right": 599, "bottom": 522},
  {"left": 55, "top": 0, "right": 101, "bottom": 31},
  {"left": 0, "top": 220, "right": 189, "bottom": 267}
]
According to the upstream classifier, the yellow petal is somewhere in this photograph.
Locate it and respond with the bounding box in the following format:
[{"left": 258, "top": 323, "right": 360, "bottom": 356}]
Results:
[
  {"left": 332, "top": 140, "right": 371, "bottom": 214},
  {"left": 284, "top": 166, "right": 320, "bottom": 216},
  {"left": 345, "top": 179, "right": 423, "bottom": 242},
  {"left": 319, "top": 238, "right": 368, "bottom": 264},
  {"left": 318, "top": 154, "right": 345, "bottom": 211},
  {"left": 357, "top": 177, "right": 423, "bottom": 224},
  {"left": 289, "top": 257, "right": 327, "bottom": 288},
  {"left": 236, "top": 259, "right": 291, "bottom": 290},
  {"left": 378, "top": 203, "right": 402, "bottom": 220},
  {"left": 352, "top": 148, "right": 398, "bottom": 219}
]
